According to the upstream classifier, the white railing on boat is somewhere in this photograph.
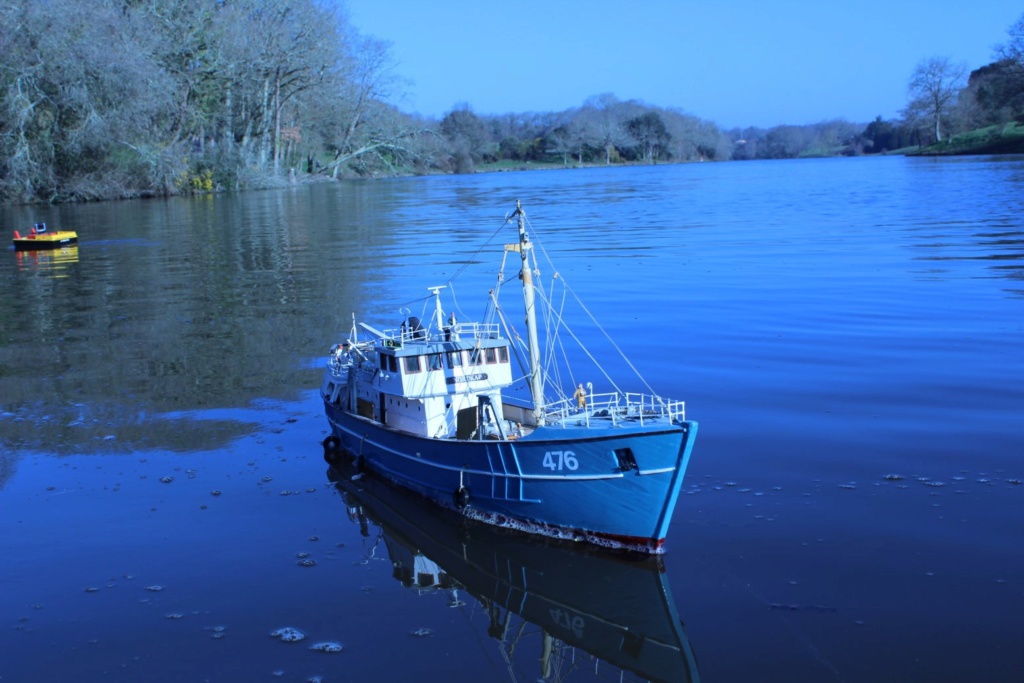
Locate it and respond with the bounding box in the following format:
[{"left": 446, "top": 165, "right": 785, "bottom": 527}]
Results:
[
  {"left": 543, "top": 392, "right": 687, "bottom": 427},
  {"left": 381, "top": 322, "right": 502, "bottom": 344},
  {"left": 327, "top": 340, "right": 375, "bottom": 375}
]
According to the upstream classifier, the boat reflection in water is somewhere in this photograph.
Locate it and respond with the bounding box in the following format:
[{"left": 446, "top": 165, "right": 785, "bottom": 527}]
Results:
[
  {"left": 328, "top": 463, "right": 701, "bottom": 683},
  {"left": 15, "top": 245, "right": 79, "bottom": 277}
]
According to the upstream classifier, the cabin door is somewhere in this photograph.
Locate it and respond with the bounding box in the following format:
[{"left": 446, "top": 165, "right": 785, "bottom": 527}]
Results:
[{"left": 379, "top": 395, "right": 387, "bottom": 425}]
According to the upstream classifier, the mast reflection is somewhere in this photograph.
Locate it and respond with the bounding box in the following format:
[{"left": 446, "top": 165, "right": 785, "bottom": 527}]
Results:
[{"left": 329, "top": 465, "right": 701, "bottom": 683}]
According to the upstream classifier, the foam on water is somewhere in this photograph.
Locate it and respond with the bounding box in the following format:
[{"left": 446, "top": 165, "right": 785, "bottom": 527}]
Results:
[{"left": 270, "top": 627, "right": 305, "bottom": 642}]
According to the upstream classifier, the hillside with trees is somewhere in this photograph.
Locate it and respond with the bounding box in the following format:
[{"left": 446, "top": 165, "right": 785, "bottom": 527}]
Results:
[
  {"left": 0, "top": 0, "right": 736, "bottom": 203},
  {"left": 3, "top": 2, "right": 1024, "bottom": 204},
  {"left": 0, "top": 0, "right": 420, "bottom": 203},
  {"left": 861, "top": 14, "right": 1024, "bottom": 155}
]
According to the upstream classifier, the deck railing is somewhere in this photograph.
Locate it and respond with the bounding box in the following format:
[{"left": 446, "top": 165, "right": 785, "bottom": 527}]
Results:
[
  {"left": 543, "top": 391, "right": 687, "bottom": 428},
  {"left": 380, "top": 321, "right": 502, "bottom": 344}
]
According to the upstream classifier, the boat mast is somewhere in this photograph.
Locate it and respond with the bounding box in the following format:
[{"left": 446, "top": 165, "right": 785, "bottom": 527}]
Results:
[
  {"left": 516, "top": 201, "right": 546, "bottom": 426},
  {"left": 428, "top": 285, "right": 447, "bottom": 332}
]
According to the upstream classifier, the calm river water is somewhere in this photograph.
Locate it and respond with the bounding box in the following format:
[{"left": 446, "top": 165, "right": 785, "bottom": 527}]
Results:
[{"left": 2, "top": 156, "right": 1023, "bottom": 682}]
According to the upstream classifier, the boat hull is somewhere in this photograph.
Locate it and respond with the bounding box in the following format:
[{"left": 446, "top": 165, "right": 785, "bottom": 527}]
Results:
[
  {"left": 12, "top": 233, "right": 78, "bottom": 251},
  {"left": 323, "top": 400, "right": 698, "bottom": 552}
]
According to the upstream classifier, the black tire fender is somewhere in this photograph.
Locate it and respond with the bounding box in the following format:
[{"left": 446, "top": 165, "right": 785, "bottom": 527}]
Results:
[{"left": 322, "top": 435, "right": 341, "bottom": 464}]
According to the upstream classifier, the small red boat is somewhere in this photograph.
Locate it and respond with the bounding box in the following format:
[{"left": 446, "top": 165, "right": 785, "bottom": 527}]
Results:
[{"left": 12, "top": 223, "right": 78, "bottom": 251}]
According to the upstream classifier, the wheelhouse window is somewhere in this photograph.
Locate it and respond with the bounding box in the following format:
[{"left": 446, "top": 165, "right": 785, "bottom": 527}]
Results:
[
  {"left": 485, "top": 348, "right": 497, "bottom": 364},
  {"left": 498, "top": 346, "right": 509, "bottom": 363},
  {"left": 428, "top": 354, "right": 443, "bottom": 371},
  {"left": 379, "top": 355, "right": 388, "bottom": 371},
  {"left": 446, "top": 351, "right": 463, "bottom": 368},
  {"left": 404, "top": 356, "right": 422, "bottom": 373},
  {"left": 388, "top": 355, "right": 398, "bottom": 372},
  {"left": 469, "top": 349, "right": 483, "bottom": 366}
]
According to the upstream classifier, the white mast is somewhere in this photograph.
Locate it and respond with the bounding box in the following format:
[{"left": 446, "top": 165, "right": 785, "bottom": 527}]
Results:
[
  {"left": 428, "top": 285, "right": 446, "bottom": 332},
  {"left": 516, "top": 201, "right": 546, "bottom": 426}
]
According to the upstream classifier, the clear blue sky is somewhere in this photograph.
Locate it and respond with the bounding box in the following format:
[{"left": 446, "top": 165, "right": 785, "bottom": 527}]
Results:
[{"left": 344, "top": 0, "right": 1022, "bottom": 129}]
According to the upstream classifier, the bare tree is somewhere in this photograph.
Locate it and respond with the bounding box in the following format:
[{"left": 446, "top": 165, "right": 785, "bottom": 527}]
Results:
[
  {"left": 0, "top": 0, "right": 179, "bottom": 200},
  {"left": 439, "top": 105, "right": 491, "bottom": 172},
  {"left": 132, "top": 0, "right": 224, "bottom": 146},
  {"left": 905, "top": 57, "right": 967, "bottom": 143},
  {"left": 995, "top": 12, "right": 1024, "bottom": 64},
  {"left": 626, "top": 112, "right": 670, "bottom": 163},
  {"left": 579, "top": 93, "right": 633, "bottom": 164},
  {"left": 320, "top": 32, "right": 409, "bottom": 177},
  {"left": 809, "top": 119, "right": 860, "bottom": 155},
  {"left": 215, "top": 0, "right": 336, "bottom": 173},
  {"left": 701, "top": 120, "right": 734, "bottom": 160},
  {"left": 764, "top": 125, "right": 814, "bottom": 158},
  {"left": 546, "top": 112, "right": 593, "bottom": 165}
]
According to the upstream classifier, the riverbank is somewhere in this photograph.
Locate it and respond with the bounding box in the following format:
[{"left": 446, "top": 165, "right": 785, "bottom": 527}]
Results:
[{"left": 907, "top": 121, "right": 1024, "bottom": 156}]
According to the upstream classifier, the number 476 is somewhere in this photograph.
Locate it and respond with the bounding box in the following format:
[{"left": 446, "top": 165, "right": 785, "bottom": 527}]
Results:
[{"left": 543, "top": 450, "right": 579, "bottom": 471}]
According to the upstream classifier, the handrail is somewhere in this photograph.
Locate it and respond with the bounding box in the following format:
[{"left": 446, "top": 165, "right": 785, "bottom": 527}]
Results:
[
  {"left": 380, "top": 322, "right": 502, "bottom": 344},
  {"left": 543, "top": 391, "right": 686, "bottom": 426}
]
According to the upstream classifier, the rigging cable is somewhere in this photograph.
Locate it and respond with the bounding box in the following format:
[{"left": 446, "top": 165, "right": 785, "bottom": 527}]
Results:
[{"left": 524, "top": 213, "right": 661, "bottom": 399}]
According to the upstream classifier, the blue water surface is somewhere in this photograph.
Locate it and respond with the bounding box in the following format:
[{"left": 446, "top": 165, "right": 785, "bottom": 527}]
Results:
[{"left": 2, "top": 155, "right": 1022, "bottom": 682}]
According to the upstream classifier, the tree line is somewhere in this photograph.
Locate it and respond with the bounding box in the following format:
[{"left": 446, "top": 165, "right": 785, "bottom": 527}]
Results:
[
  {"left": 1, "top": 0, "right": 415, "bottom": 202},
  {"left": 438, "top": 95, "right": 732, "bottom": 171},
  {"left": 3, "top": 2, "right": 1023, "bottom": 204},
  {"left": 0, "top": 0, "right": 732, "bottom": 203}
]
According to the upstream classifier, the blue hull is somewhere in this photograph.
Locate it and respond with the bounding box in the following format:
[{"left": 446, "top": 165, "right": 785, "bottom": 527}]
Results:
[{"left": 323, "top": 401, "right": 698, "bottom": 551}]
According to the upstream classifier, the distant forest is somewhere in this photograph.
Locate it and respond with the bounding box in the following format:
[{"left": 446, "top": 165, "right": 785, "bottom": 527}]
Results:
[{"left": 2, "top": 1, "right": 1023, "bottom": 204}]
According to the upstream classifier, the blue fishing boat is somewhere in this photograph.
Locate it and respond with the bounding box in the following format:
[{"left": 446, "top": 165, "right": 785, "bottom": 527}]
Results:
[{"left": 320, "top": 201, "right": 698, "bottom": 553}]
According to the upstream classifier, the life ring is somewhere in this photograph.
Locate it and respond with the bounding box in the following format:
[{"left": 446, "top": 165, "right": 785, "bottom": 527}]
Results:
[{"left": 454, "top": 486, "right": 470, "bottom": 509}]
